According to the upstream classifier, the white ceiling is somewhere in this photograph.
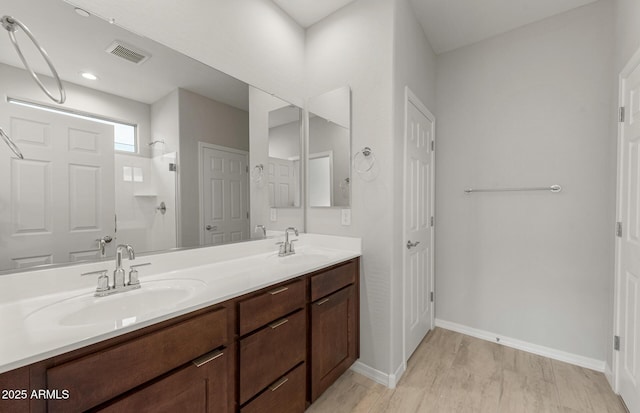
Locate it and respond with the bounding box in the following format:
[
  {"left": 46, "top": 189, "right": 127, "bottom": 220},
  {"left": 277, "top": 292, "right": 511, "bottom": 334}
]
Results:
[
  {"left": 271, "top": 0, "right": 357, "bottom": 28},
  {"left": 0, "top": 0, "right": 249, "bottom": 109},
  {"left": 410, "top": 0, "right": 600, "bottom": 54},
  {"left": 272, "top": 0, "right": 600, "bottom": 54}
]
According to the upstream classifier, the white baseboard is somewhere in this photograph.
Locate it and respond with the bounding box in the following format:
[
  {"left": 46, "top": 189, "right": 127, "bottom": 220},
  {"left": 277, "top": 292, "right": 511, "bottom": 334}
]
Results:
[
  {"left": 350, "top": 361, "right": 393, "bottom": 387},
  {"left": 435, "top": 319, "right": 606, "bottom": 372},
  {"left": 388, "top": 362, "right": 405, "bottom": 388},
  {"left": 605, "top": 363, "right": 615, "bottom": 391}
]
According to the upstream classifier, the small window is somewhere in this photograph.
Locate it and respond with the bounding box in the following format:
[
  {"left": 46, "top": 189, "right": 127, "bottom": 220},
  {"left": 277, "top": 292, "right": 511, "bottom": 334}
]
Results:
[{"left": 114, "top": 124, "right": 136, "bottom": 153}]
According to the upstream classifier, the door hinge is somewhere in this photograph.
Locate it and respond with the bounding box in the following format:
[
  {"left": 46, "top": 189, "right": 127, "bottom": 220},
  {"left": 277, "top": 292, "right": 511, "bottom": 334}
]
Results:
[
  {"left": 619, "top": 107, "right": 626, "bottom": 123},
  {"left": 430, "top": 216, "right": 434, "bottom": 227},
  {"left": 430, "top": 292, "right": 434, "bottom": 302},
  {"left": 431, "top": 140, "right": 435, "bottom": 151},
  {"left": 614, "top": 335, "right": 620, "bottom": 351},
  {"left": 246, "top": 212, "right": 249, "bottom": 219},
  {"left": 246, "top": 165, "right": 249, "bottom": 173},
  {"left": 169, "top": 163, "right": 177, "bottom": 172},
  {"left": 617, "top": 222, "right": 623, "bottom": 238}
]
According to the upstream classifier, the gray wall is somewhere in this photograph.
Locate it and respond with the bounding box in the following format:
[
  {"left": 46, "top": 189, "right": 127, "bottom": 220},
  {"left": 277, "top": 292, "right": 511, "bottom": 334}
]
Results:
[
  {"left": 391, "top": 0, "right": 438, "bottom": 377},
  {"left": 435, "top": 0, "right": 614, "bottom": 361}
]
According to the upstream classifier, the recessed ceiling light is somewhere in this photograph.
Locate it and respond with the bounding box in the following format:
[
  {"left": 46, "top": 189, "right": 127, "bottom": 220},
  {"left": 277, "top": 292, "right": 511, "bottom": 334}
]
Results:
[
  {"left": 81, "top": 72, "right": 98, "bottom": 81},
  {"left": 74, "top": 8, "right": 91, "bottom": 18}
]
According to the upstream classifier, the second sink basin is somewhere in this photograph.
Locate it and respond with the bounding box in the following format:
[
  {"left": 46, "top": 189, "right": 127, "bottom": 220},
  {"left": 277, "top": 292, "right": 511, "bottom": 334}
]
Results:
[{"left": 25, "top": 279, "right": 206, "bottom": 329}]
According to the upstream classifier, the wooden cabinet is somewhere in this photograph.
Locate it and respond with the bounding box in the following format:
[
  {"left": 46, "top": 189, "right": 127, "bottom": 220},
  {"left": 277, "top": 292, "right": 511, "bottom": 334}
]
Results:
[
  {"left": 0, "top": 366, "right": 30, "bottom": 413},
  {"left": 238, "top": 279, "right": 306, "bottom": 411},
  {"left": 239, "top": 279, "right": 305, "bottom": 336},
  {"left": 0, "top": 257, "right": 360, "bottom": 413},
  {"left": 47, "top": 308, "right": 229, "bottom": 412},
  {"left": 240, "top": 363, "right": 306, "bottom": 413},
  {"left": 309, "top": 260, "right": 360, "bottom": 402},
  {"left": 95, "top": 349, "right": 229, "bottom": 413}
]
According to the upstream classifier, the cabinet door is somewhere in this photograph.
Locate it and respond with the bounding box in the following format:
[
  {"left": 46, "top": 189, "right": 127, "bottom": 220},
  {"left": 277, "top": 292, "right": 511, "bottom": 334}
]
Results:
[
  {"left": 310, "top": 285, "right": 357, "bottom": 402},
  {"left": 96, "top": 348, "right": 229, "bottom": 413}
]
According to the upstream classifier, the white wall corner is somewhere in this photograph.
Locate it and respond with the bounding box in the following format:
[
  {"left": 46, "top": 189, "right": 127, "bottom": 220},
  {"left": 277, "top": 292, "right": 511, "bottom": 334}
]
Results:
[
  {"left": 604, "top": 362, "right": 615, "bottom": 391},
  {"left": 435, "top": 319, "right": 606, "bottom": 373},
  {"left": 350, "top": 361, "right": 394, "bottom": 388},
  {"left": 388, "top": 361, "right": 406, "bottom": 389}
]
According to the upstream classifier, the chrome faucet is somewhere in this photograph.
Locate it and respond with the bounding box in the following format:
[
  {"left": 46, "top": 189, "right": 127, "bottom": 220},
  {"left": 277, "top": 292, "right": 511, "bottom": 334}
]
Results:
[
  {"left": 278, "top": 227, "right": 299, "bottom": 257},
  {"left": 114, "top": 244, "right": 135, "bottom": 289},
  {"left": 81, "top": 244, "right": 150, "bottom": 297}
]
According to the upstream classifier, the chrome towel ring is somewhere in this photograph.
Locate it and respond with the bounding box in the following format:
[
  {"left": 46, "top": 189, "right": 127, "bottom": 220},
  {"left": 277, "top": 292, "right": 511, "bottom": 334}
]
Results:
[
  {"left": 0, "top": 127, "right": 23, "bottom": 159},
  {"left": 1, "top": 15, "right": 66, "bottom": 104},
  {"left": 353, "top": 146, "right": 375, "bottom": 174}
]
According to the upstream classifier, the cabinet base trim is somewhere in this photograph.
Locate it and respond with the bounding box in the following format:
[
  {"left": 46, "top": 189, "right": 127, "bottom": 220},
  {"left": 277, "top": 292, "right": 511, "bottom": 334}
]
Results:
[{"left": 435, "top": 319, "right": 605, "bottom": 372}]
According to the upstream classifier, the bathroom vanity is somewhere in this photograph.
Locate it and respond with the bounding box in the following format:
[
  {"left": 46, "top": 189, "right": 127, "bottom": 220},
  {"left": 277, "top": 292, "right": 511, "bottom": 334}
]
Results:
[{"left": 0, "top": 235, "right": 360, "bottom": 412}]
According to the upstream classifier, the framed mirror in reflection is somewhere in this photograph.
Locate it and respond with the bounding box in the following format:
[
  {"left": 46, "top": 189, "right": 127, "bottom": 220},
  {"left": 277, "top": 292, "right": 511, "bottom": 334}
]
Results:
[
  {"left": 308, "top": 86, "right": 351, "bottom": 208},
  {"left": 0, "top": 0, "right": 300, "bottom": 274}
]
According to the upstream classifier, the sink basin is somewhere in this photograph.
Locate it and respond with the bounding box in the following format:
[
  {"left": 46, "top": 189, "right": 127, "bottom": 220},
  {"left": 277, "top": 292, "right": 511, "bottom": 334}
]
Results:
[{"left": 25, "top": 279, "right": 206, "bottom": 329}]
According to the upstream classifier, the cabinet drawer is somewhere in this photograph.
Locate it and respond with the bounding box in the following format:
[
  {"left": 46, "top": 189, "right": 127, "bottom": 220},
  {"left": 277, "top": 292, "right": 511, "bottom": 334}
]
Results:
[
  {"left": 311, "top": 259, "right": 357, "bottom": 302},
  {"left": 47, "top": 307, "right": 228, "bottom": 412},
  {"left": 239, "top": 279, "right": 305, "bottom": 336},
  {"left": 240, "top": 363, "right": 306, "bottom": 413},
  {"left": 96, "top": 348, "right": 229, "bottom": 413},
  {"left": 239, "top": 309, "right": 305, "bottom": 404}
]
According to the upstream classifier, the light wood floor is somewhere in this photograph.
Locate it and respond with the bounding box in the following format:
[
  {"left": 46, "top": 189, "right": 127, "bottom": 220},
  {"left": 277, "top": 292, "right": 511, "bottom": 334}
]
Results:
[{"left": 307, "top": 328, "right": 628, "bottom": 413}]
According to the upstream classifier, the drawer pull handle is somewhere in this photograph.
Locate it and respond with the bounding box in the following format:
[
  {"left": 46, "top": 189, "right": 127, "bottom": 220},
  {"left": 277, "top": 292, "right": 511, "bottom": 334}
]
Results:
[
  {"left": 316, "top": 298, "right": 330, "bottom": 306},
  {"left": 270, "top": 318, "right": 289, "bottom": 329},
  {"left": 192, "top": 350, "right": 224, "bottom": 368},
  {"left": 270, "top": 377, "right": 289, "bottom": 392},
  {"left": 269, "top": 286, "right": 289, "bottom": 295}
]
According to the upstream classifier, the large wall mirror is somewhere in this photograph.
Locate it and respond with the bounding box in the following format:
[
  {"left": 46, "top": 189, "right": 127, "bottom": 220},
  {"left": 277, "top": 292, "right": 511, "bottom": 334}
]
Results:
[
  {"left": 0, "top": 0, "right": 301, "bottom": 274},
  {"left": 308, "top": 86, "right": 351, "bottom": 208}
]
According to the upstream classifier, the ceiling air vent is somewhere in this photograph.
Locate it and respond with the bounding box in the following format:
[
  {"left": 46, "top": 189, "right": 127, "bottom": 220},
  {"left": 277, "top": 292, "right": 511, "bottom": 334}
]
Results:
[{"left": 105, "top": 41, "right": 150, "bottom": 65}]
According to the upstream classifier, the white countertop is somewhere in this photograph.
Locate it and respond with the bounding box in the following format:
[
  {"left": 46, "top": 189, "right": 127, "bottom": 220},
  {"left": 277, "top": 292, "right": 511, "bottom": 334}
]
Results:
[{"left": 0, "top": 234, "right": 361, "bottom": 374}]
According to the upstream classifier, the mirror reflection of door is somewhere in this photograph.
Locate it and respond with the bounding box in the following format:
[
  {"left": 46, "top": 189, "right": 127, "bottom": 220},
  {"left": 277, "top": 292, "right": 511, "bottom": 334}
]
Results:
[
  {"left": 267, "top": 105, "right": 301, "bottom": 208},
  {"left": 199, "top": 143, "right": 249, "bottom": 246},
  {"left": 0, "top": 103, "right": 115, "bottom": 269}
]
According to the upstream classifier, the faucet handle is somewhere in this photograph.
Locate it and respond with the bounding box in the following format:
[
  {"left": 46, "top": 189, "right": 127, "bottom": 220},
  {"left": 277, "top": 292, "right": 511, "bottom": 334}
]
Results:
[
  {"left": 81, "top": 269, "right": 110, "bottom": 293},
  {"left": 128, "top": 263, "right": 151, "bottom": 286}
]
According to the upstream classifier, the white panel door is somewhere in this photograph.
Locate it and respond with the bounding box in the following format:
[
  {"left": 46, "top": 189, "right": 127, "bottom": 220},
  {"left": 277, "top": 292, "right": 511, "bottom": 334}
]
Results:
[
  {"left": 200, "top": 145, "right": 249, "bottom": 246},
  {"left": 617, "top": 55, "right": 640, "bottom": 413},
  {"left": 404, "top": 90, "right": 435, "bottom": 361},
  {"left": 0, "top": 103, "right": 115, "bottom": 270},
  {"left": 268, "top": 157, "right": 296, "bottom": 207}
]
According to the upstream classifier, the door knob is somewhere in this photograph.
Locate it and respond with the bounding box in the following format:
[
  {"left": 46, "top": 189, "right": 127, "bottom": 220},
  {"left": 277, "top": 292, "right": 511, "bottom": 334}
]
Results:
[
  {"left": 206, "top": 225, "right": 218, "bottom": 231},
  {"left": 406, "top": 240, "right": 420, "bottom": 249}
]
